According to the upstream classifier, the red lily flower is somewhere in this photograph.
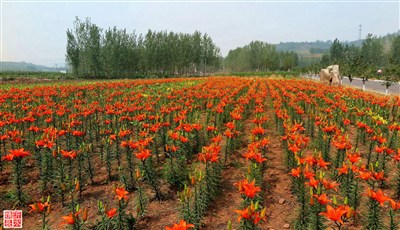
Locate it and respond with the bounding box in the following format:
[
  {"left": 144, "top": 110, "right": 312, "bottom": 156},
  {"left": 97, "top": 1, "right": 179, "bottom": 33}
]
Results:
[
  {"left": 106, "top": 208, "right": 117, "bottom": 219},
  {"left": 9, "top": 148, "right": 31, "bottom": 158},
  {"left": 2, "top": 153, "right": 15, "bottom": 161}
]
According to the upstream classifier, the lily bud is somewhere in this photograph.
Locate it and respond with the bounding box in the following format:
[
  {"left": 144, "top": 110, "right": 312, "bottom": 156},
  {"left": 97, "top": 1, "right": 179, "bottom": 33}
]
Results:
[
  {"left": 47, "top": 204, "right": 52, "bottom": 215},
  {"left": 227, "top": 220, "right": 232, "bottom": 230},
  {"left": 83, "top": 207, "right": 88, "bottom": 221},
  {"left": 198, "top": 171, "right": 203, "bottom": 182},
  {"left": 98, "top": 200, "right": 103, "bottom": 210},
  {"left": 250, "top": 201, "right": 255, "bottom": 211},
  {"left": 260, "top": 207, "right": 267, "bottom": 219},
  {"left": 346, "top": 207, "right": 354, "bottom": 219},
  {"left": 332, "top": 195, "right": 337, "bottom": 205},
  {"left": 61, "top": 183, "right": 66, "bottom": 191},
  {"left": 136, "top": 169, "right": 141, "bottom": 179},
  {"left": 369, "top": 163, "right": 374, "bottom": 172},
  {"left": 34, "top": 203, "right": 39, "bottom": 212}
]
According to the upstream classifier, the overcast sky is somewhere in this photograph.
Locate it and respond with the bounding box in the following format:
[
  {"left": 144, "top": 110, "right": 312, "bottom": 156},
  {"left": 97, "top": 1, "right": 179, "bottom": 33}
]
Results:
[{"left": 1, "top": 0, "right": 399, "bottom": 67}]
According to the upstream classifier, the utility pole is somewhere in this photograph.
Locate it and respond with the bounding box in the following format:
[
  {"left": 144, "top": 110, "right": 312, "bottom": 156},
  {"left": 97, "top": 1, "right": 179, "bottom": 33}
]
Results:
[{"left": 359, "top": 24, "right": 362, "bottom": 40}]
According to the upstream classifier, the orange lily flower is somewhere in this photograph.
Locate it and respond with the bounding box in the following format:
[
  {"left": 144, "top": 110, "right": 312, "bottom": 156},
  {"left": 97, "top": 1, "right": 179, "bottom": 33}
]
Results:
[
  {"left": 319, "top": 205, "right": 347, "bottom": 224},
  {"left": 135, "top": 149, "right": 152, "bottom": 161},
  {"left": 115, "top": 186, "right": 129, "bottom": 201},
  {"left": 317, "top": 156, "right": 330, "bottom": 169},
  {"left": 366, "top": 189, "right": 391, "bottom": 206},
  {"left": 235, "top": 179, "right": 261, "bottom": 198},
  {"left": 29, "top": 202, "right": 48, "bottom": 213},
  {"left": 290, "top": 167, "right": 301, "bottom": 178},
  {"left": 288, "top": 144, "right": 301, "bottom": 153},
  {"left": 313, "top": 193, "right": 331, "bottom": 205},
  {"left": 165, "top": 220, "right": 195, "bottom": 230},
  {"left": 306, "top": 177, "right": 319, "bottom": 189}
]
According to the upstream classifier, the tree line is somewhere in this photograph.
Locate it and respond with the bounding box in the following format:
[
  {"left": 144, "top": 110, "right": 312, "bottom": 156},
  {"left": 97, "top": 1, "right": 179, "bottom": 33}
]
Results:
[
  {"left": 303, "top": 33, "right": 400, "bottom": 83},
  {"left": 66, "top": 17, "right": 400, "bottom": 81},
  {"left": 66, "top": 17, "right": 222, "bottom": 78},
  {"left": 224, "top": 41, "right": 299, "bottom": 72}
]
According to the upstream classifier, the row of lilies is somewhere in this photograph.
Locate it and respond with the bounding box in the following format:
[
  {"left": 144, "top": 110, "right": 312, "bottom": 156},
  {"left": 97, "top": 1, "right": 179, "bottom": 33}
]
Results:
[{"left": 271, "top": 79, "right": 400, "bottom": 229}]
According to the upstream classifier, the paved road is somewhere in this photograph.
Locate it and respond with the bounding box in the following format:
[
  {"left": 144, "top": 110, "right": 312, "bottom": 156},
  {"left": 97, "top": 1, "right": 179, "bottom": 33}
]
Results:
[{"left": 303, "top": 75, "right": 400, "bottom": 95}]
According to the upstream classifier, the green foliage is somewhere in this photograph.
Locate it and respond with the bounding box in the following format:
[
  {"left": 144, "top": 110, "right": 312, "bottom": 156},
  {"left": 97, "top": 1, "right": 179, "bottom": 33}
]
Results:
[
  {"left": 163, "top": 155, "right": 189, "bottom": 189},
  {"left": 330, "top": 38, "right": 344, "bottom": 64},
  {"left": 396, "top": 163, "right": 400, "bottom": 199},
  {"left": 218, "top": 71, "right": 300, "bottom": 77},
  {"left": 382, "top": 64, "right": 400, "bottom": 83},
  {"left": 320, "top": 53, "right": 330, "bottom": 67},
  {"left": 388, "top": 208, "right": 399, "bottom": 230},
  {"left": 390, "top": 35, "right": 400, "bottom": 65},
  {"left": 361, "top": 34, "right": 385, "bottom": 68},
  {"left": 66, "top": 17, "right": 221, "bottom": 78},
  {"left": 224, "top": 41, "right": 299, "bottom": 72},
  {"left": 365, "top": 198, "right": 384, "bottom": 230},
  {"left": 320, "top": 33, "right": 400, "bottom": 82},
  {"left": 135, "top": 185, "right": 149, "bottom": 220},
  {"left": 96, "top": 197, "right": 139, "bottom": 230},
  {"left": 308, "top": 202, "right": 326, "bottom": 230},
  {"left": 0, "top": 71, "right": 71, "bottom": 80},
  {"left": 140, "top": 157, "right": 164, "bottom": 201}
]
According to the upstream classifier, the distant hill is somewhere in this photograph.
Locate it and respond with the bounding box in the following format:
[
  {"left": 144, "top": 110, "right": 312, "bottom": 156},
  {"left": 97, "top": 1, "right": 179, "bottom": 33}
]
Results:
[
  {"left": 275, "top": 31, "right": 399, "bottom": 66},
  {"left": 0, "top": 62, "right": 67, "bottom": 72},
  {"left": 275, "top": 40, "right": 362, "bottom": 66},
  {"left": 276, "top": 40, "right": 363, "bottom": 57}
]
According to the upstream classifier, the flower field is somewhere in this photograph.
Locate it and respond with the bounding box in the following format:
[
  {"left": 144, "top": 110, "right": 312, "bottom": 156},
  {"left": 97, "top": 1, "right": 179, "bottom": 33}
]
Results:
[{"left": 0, "top": 77, "right": 399, "bottom": 229}]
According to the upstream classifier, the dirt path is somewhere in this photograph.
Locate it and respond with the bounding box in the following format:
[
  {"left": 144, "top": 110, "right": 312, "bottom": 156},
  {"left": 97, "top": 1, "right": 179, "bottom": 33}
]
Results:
[
  {"left": 201, "top": 103, "right": 298, "bottom": 229},
  {"left": 263, "top": 110, "right": 297, "bottom": 229},
  {"left": 201, "top": 159, "right": 246, "bottom": 229},
  {"left": 201, "top": 115, "right": 254, "bottom": 229}
]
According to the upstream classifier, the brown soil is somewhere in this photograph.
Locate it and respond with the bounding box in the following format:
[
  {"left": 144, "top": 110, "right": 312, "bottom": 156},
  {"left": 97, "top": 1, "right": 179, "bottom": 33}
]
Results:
[{"left": 263, "top": 129, "right": 297, "bottom": 229}]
